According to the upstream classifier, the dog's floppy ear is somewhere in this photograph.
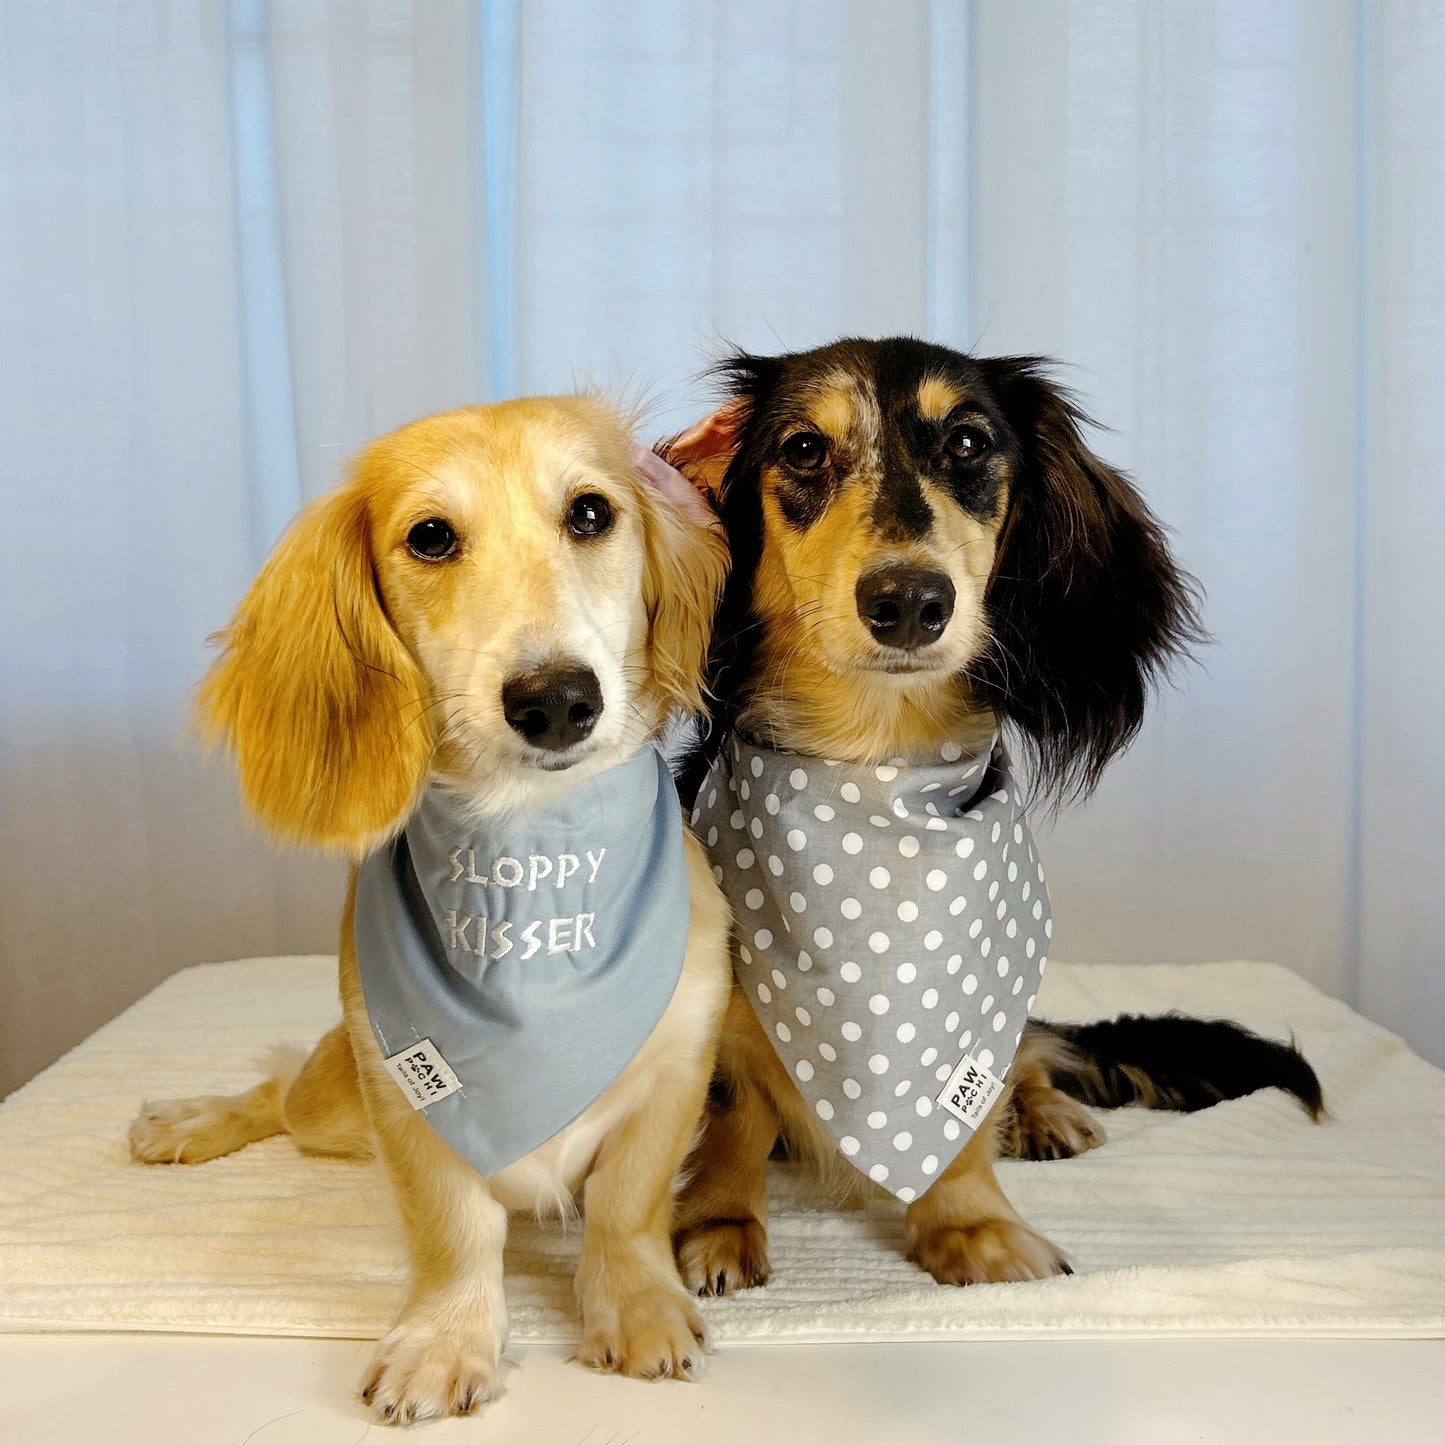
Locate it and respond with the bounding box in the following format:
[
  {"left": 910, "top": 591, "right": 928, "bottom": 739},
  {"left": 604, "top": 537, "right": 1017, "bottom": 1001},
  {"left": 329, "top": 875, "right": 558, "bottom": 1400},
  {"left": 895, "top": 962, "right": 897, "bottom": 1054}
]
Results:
[
  {"left": 658, "top": 399, "right": 750, "bottom": 505},
  {"left": 657, "top": 392, "right": 763, "bottom": 804},
  {"left": 197, "top": 480, "right": 434, "bottom": 854},
  {"left": 632, "top": 445, "right": 730, "bottom": 722},
  {"left": 976, "top": 358, "right": 1204, "bottom": 803}
]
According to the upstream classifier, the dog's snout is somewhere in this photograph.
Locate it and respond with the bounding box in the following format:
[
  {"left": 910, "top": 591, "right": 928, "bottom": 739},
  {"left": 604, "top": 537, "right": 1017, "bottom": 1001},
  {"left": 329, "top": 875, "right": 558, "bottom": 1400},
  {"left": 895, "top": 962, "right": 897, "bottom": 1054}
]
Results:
[
  {"left": 856, "top": 565, "right": 956, "bottom": 651},
  {"left": 502, "top": 665, "right": 604, "bottom": 752}
]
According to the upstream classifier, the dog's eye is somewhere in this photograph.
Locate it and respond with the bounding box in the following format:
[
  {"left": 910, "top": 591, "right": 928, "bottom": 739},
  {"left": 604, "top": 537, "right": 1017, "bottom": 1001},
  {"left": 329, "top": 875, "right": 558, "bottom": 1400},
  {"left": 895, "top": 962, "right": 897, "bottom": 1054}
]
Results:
[
  {"left": 568, "top": 493, "right": 614, "bottom": 538},
  {"left": 945, "top": 425, "right": 990, "bottom": 463},
  {"left": 781, "top": 431, "right": 828, "bottom": 472},
  {"left": 407, "top": 518, "right": 458, "bottom": 560}
]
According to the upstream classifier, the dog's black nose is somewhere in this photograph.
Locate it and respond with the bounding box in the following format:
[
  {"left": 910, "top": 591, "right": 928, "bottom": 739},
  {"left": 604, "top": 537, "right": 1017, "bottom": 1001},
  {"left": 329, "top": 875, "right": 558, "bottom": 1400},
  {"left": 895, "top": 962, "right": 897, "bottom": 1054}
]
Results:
[
  {"left": 856, "top": 565, "right": 956, "bottom": 650},
  {"left": 502, "top": 665, "right": 604, "bottom": 751}
]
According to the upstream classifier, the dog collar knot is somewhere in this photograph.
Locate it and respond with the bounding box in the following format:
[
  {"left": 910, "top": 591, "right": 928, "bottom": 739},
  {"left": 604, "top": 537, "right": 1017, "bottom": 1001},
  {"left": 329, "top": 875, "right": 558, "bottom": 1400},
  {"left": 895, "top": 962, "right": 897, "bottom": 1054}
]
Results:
[
  {"left": 694, "top": 733, "right": 1051, "bottom": 1202},
  {"left": 354, "top": 744, "right": 690, "bottom": 1177}
]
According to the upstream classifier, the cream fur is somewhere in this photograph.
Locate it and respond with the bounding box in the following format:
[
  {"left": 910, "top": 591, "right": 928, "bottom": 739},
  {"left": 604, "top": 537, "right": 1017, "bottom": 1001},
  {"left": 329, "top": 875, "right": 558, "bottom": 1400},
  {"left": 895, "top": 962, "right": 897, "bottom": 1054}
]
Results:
[{"left": 130, "top": 396, "right": 732, "bottom": 1425}]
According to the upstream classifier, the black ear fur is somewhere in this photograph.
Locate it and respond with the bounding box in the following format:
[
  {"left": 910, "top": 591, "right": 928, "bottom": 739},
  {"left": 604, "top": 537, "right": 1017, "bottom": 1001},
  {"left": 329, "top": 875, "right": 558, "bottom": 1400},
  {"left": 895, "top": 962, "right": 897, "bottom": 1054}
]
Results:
[
  {"left": 976, "top": 358, "right": 1204, "bottom": 804},
  {"left": 674, "top": 352, "right": 777, "bottom": 807}
]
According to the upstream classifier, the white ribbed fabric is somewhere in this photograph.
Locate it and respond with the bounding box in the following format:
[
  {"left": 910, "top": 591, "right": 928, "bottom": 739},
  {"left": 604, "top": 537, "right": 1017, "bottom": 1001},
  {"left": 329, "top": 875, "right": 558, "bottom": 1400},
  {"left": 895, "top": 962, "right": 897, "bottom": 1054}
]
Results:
[{"left": 1, "top": 956, "right": 1441, "bottom": 1341}]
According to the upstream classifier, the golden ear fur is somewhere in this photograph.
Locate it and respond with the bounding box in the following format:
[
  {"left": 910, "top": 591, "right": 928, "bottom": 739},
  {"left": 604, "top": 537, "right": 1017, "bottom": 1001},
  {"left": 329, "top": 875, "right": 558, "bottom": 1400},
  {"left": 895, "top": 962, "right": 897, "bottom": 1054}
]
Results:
[
  {"left": 197, "top": 481, "right": 433, "bottom": 855},
  {"left": 637, "top": 470, "right": 729, "bottom": 722},
  {"left": 569, "top": 389, "right": 730, "bottom": 722}
]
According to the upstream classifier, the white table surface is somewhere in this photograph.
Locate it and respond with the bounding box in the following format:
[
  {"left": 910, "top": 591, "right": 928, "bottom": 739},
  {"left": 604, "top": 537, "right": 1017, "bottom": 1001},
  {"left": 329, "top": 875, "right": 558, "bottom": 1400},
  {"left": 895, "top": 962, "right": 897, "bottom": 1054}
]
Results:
[{"left": 4, "top": 1334, "right": 1442, "bottom": 1444}]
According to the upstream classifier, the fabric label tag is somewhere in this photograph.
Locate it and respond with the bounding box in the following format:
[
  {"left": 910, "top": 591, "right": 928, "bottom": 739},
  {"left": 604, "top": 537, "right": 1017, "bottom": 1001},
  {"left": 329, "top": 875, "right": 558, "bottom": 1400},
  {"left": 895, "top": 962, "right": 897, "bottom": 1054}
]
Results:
[
  {"left": 936, "top": 1053, "right": 1005, "bottom": 1129},
  {"left": 383, "top": 1039, "right": 462, "bottom": 1110}
]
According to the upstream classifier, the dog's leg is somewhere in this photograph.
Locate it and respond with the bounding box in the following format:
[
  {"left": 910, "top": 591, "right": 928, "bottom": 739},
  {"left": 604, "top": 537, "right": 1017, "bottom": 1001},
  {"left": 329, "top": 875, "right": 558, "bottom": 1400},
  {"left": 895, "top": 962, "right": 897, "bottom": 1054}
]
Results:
[
  {"left": 999, "top": 1079, "right": 1106, "bottom": 1162},
  {"left": 282, "top": 1023, "right": 374, "bottom": 1158},
  {"left": 354, "top": 1060, "right": 508, "bottom": 1424},
  {"left": 672, "top": 987, "right": 782, "bottom": 1296},
  {"left": 337, "top": 930, "right": 506, "bottom": 1426},
  {"left": 128, "top": 1074, "right": 289, "bottom": 1164},
  {"left": 996, "top": 1022, "right": 1106, "bottom": 1162},
  {"left": 128, "top": 1024, "right": 373, "bottom": 1164},
  {"left": 905, "top": 1096, "right": 1071, "bottom": 1284},
  {"left": 575, "top": 1057, "right": 713, "bottom": 1380}
]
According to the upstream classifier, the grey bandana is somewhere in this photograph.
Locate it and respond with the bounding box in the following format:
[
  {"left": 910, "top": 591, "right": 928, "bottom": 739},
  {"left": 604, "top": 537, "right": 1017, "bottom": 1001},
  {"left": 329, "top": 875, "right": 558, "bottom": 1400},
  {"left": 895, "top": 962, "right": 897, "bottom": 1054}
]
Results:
[
  {"left": 354, "top": 745, "right": 690, "bottom": 1178},
  {"left": 694, "top": 733, "right": 1050, "bottom": 1203}
]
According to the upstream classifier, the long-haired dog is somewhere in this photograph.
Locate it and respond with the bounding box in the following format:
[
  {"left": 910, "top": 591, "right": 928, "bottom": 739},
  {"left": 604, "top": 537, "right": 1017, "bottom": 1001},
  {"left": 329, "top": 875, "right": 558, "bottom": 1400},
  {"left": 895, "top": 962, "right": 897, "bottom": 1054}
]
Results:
[
  {"left": 128, "top": 397, "right": 731, "bottom": 1423},
  {"left": 663, "top": 337, "right": 1320, "bottom": 1293}
]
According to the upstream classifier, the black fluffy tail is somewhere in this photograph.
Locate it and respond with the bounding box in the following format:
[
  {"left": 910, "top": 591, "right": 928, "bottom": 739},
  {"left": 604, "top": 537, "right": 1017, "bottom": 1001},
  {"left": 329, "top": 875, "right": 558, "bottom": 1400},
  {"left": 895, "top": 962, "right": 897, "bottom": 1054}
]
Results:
[{"left": 1037, "top": 1014, "right": 1324, "bottom": 1120}]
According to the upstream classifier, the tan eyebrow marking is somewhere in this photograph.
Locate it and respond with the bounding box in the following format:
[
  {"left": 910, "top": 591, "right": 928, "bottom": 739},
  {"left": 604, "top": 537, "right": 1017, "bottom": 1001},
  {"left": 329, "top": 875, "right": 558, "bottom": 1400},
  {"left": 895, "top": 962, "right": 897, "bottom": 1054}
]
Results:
[
  {"left": 793, "top": 368, "right": 881, "bottom": 447},
  {"left": 917, "top": 376, "right": 964, "bottom": 422},
  {"left": 803, "top": 383, "right": 861, "bottom": 440}
]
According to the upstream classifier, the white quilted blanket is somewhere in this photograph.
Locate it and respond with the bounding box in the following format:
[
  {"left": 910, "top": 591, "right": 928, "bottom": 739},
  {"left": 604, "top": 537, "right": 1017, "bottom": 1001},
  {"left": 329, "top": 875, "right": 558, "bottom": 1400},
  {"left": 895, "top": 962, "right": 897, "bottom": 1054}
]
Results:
[{"left": 0, "top": 956, "right": 1441, "bottom": 1341}]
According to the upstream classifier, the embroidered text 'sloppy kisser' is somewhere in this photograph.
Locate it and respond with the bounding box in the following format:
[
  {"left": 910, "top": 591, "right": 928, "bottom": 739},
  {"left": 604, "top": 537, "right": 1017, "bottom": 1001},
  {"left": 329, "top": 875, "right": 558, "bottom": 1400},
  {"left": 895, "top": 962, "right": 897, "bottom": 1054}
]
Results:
[{"left": 354, "top": 744, "right": 690, "bottom": 1177}]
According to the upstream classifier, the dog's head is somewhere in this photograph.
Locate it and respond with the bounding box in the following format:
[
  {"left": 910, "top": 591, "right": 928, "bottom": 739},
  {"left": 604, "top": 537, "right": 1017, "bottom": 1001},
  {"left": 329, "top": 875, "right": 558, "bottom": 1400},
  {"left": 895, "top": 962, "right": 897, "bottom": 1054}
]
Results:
[
  {"left": 671, "top": 337, "right": 1201, "bottom": 802},
  {"left": 200, "top": 396, "right": 728, "bottom": 853}
]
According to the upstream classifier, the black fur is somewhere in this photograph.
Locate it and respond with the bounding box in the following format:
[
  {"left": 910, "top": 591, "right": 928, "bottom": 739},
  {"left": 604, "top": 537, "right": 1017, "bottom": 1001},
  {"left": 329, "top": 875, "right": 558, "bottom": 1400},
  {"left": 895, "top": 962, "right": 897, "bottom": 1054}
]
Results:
[
  {"left": 669, "top": 338, "right": 1319, "bottom": 1142},
  {"left": 1036, "top": 1014, "right": 1325, "bottom": 1120},
  {"left": 675, "top": 336, "right": 1205, "bottom": 808},
  {"left": 874, "top": 468, "right": 934, "bottom": 540},
  {"left": 973, "top": 358, "right": 1206, "bottom": 802}
]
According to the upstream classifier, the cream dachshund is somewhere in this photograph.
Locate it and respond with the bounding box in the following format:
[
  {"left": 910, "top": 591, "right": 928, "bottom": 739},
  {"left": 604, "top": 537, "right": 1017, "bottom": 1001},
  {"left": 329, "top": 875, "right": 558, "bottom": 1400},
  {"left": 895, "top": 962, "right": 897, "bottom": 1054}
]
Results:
[{"left": 129, "top": 396, "right": 731, "bottom": 1424}]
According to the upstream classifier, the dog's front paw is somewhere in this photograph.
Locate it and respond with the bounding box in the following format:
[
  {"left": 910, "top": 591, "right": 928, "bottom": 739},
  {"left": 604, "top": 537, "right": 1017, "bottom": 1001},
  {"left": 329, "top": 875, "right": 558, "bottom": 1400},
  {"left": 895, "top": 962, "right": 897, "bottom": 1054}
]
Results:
[
  {"left": 908, "top": 1217, "right": 1071, "bottom": 1286},
  {"left": 674, "top": 1216, "right": 771, "bottom": 1296},
  {"left": 578, "top": 1286, "right": 709, "bottom": 1381},
  {"left": 360, "top": 1316, "right": 504, "bottom": 1426}
]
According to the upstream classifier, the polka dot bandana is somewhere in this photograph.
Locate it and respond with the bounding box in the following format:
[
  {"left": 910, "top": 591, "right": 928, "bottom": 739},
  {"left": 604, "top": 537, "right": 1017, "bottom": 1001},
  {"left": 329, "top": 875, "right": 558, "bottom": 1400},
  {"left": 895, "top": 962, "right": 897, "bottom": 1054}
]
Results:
[{"left": 693, "top": 733, "right": 1050, "bottom": 1203}]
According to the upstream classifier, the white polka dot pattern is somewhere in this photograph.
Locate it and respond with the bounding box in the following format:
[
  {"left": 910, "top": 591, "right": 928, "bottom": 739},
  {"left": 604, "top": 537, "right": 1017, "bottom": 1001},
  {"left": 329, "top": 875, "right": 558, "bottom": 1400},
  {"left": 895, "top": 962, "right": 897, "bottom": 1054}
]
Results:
[{"left": 695, "top": 732, "right": 1049, "bottom": 1203}]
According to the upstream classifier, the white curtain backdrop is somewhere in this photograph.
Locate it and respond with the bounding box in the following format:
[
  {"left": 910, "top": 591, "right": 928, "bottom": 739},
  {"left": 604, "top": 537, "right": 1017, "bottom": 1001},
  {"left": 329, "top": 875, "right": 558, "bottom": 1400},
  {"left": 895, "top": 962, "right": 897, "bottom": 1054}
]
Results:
[{"left": 2, "top": 0, "right": 1441, "bottom": 1095}]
